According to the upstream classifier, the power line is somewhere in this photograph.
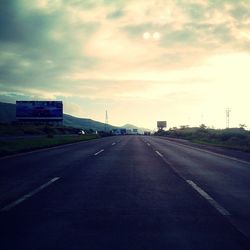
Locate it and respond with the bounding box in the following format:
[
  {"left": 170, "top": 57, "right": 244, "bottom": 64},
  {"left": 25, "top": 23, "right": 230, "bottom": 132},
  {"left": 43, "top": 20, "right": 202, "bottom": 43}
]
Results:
[
  {"left": 226, "top": 108, "right": 231, "bottom": 128},
  {"left": 105, "top": 110, "right": 108, "bottom": 132}
]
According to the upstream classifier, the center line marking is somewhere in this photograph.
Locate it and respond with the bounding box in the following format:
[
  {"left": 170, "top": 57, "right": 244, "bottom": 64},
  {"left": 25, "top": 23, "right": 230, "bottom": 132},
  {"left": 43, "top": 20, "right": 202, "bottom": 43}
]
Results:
[
  {"left": 112, "top": 142, "right": 116, "bottom": 146},
  {"left": 94, "top": 149, "right": 104, "bottom": 156},
  {"left": 155, "top": 150, "right": 163, "bottom": 157},
  {"left": 1, "top": 177, "right": 60, "bottom": 212},
  {"left": 186, "top": 180, "right": 230, "bottom": 216}
]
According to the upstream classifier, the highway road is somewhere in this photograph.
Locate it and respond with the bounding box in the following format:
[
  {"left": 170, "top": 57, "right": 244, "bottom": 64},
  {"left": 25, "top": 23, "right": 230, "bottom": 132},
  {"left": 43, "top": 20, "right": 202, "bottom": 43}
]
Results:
[{"left": 0, "top": 135, "right": 250, "bottom": 250}]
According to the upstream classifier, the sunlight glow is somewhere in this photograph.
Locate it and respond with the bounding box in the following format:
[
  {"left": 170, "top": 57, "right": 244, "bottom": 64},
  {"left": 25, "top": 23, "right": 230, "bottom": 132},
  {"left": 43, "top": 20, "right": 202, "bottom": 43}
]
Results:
[
  {"left": 152, "top": 32, "right": 161, "bottom": 40},
  {"left": 143, "top": 32, "right": 151, "bottom": 40}
]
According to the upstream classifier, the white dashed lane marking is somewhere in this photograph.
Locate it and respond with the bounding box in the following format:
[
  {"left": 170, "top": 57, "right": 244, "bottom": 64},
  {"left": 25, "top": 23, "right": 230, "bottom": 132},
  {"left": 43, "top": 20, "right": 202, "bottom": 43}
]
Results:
[
  {"left": 186, "top": 180, "right": 230, "bottom": 216},
  {"left": 1, "top": 177, "right": 60, "bottom": 212},
  {"left": 94, "top": 149, "right": 104, "bottom": 156},
  {"left": 155, "top": 150, "right": 163, "bottom": 158}
]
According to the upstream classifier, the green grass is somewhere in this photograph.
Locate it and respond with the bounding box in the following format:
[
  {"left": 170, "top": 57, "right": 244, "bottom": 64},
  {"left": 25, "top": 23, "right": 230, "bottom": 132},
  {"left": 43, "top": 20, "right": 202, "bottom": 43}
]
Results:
[
  {"left": 191, "top": 139, "right": 250, "bottom": 152},
  {"left": 156, "top": 127, "right": 250, "bottom": 152},
  {"left": 0, "top": 135, "right": 99, "bottom": 157},
  {"left": 0, "top": 123, "right": 81, "bottom": 136}
]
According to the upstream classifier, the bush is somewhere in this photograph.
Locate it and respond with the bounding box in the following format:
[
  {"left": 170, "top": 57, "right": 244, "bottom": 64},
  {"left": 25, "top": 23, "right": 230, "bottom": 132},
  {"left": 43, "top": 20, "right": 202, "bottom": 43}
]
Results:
[
  {"left": 155, "top": 126, "right": 250, "bottom": 152},
  {"left": 47, "top": 133, "right": 54, "bottom": 138}
]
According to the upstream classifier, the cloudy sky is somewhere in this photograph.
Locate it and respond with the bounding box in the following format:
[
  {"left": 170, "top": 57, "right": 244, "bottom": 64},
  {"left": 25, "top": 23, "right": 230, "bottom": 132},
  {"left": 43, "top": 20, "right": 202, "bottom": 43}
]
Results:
[{"left": 0, "top": 0, "right": 250, "bottom": 129}]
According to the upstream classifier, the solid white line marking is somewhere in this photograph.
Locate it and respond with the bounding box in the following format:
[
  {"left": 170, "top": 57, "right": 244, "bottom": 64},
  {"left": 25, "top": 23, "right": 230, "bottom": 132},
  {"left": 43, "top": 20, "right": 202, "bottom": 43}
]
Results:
[
  {"left": 163, "top": 138, "right": 250, "bottom": 166},
  {"left": 186, "top": 180, "right": 230, "bottom": 216},
  {"left": 1, "top": 177, "right": 60, "bottom": 212},
  {"left": 155, "top": 150, "right": 163, "bottom": 158},
  {"left": 0, "top": 137, "right": 101, "bottom": 160},
  {"left": 112, "top": 142, "right": 116, "bottom": 146},
  {"left": 94, "top": 149, "right": 104, "bottom": 156}
]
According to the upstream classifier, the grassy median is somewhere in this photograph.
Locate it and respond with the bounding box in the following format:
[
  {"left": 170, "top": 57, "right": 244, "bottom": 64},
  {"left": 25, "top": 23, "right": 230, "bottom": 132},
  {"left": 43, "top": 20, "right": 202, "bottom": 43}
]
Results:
[{"left": 0, "top": 134, "right": 99, "bottom": 157}]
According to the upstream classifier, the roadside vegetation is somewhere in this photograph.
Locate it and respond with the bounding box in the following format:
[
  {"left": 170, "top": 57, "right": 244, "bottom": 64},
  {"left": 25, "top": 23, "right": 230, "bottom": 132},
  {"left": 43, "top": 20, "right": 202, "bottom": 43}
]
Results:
[
  {"left": 155, "top": 124, "right": 250, "bottom": 152},
  {"left": 0, "top": 134, "right": 99, "bottom": 157},
  {"left": 0, "top": 123, "right": 89, "bottom": 136},
  {"left": 0, "top": 123, "right": 101, "bottom": 157}
]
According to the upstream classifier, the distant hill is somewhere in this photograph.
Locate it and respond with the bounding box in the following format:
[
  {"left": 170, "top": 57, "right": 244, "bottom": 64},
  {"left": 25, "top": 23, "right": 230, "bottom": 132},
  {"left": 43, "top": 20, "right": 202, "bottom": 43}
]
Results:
[
  {"left": 0, "top": 102, "right": 117, "bottom": 131},
  {"left": 0, "top": 102, "right": 16, "bottom": 122},
  {"left": 63, "top": 114, "right": 117, "bottom": 131},
  {"left": 0, "top": 102, "right": 149, "bottom": 132}
]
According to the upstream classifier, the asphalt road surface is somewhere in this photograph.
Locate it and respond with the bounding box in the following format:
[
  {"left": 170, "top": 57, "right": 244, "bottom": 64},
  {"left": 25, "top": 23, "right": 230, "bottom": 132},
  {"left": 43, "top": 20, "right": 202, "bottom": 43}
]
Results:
[{"left": 0, "top": 135, "right": 250, "bottom": 250}]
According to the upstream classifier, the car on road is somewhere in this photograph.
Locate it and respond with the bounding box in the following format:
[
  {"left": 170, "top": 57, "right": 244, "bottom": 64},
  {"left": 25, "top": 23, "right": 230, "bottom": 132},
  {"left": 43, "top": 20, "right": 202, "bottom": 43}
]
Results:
[{"left": 78, "top": 130, "right": 85, "bottom": 135}]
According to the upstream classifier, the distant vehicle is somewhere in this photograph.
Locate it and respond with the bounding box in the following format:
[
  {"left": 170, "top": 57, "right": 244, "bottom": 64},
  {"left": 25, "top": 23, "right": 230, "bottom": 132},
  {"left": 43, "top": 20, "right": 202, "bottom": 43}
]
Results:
[
  {"left": 78, "top": 130, "right": 85, "bottom": 135},
  {"left": 120, "top": 129, "right": 126, "bottom": 135},
  {"left": 112, "top": 129, "right": 126, "bottom": 135}
]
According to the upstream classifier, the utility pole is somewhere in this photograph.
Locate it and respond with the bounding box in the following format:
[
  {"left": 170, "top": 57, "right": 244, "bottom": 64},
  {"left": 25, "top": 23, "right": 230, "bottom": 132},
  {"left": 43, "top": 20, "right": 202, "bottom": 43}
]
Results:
[
  {"left": 105, "top": 110, "right": 108, "bottom": 132},
  {"left": 226, "top": 108, "right": 231, "bottom": 128}
]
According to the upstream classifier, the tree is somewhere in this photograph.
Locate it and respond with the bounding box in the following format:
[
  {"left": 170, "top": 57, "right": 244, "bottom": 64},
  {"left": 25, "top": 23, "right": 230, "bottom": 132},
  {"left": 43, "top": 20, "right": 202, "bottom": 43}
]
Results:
[
  {"left": 199, "top": 124, "right": 207, "bottom": 130},
  {"left": 180, "top": 125, "right": 189, "bottom": 130},
  {"left": 239, "top": 124, "right": 247, "bottom": 130}
]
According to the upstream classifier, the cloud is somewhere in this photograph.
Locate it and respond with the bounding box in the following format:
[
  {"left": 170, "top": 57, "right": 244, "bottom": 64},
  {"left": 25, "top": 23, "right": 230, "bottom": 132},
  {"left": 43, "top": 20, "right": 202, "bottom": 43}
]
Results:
[
  {"left": 0, "top": 0, "right": 250, "bottom": 128},
  {"left": 0, "top": 1, "right": 101, "bottom": 96},
  {"left": 107, "top": 9, "right": 125, "bottom": 19},
  {"left": 230, "top": 3, "right": 250, "bottom": 20}
]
